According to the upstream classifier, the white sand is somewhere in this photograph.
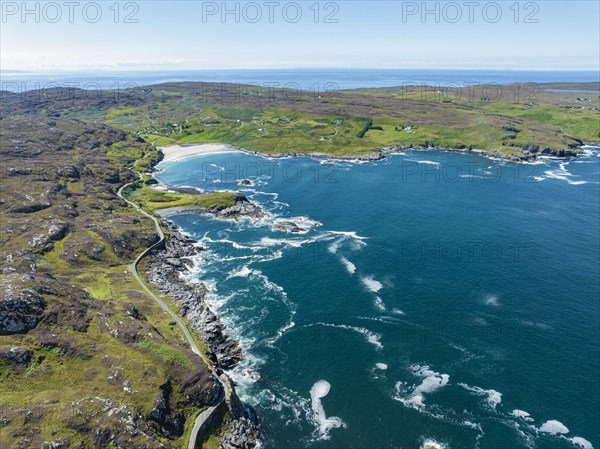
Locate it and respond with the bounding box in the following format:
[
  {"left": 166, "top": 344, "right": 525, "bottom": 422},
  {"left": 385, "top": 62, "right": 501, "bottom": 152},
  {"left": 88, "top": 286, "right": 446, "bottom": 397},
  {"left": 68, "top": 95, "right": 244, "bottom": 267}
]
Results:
[{"left": 159, "top": 143, "right": 238, "bottom": 161}]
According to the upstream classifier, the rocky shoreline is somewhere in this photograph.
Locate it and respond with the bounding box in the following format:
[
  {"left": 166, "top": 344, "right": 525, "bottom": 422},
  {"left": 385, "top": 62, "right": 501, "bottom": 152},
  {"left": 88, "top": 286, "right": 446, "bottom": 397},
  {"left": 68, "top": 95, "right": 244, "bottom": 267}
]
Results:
[
  {"left": 224, "top": 142, "right": 586, "bottom": 163},
  {"left": 145, "top": 217, "right": 260, "bottom": 448},
  {"left": 156, "top": 193, "right": 265, "bottom": 221}
]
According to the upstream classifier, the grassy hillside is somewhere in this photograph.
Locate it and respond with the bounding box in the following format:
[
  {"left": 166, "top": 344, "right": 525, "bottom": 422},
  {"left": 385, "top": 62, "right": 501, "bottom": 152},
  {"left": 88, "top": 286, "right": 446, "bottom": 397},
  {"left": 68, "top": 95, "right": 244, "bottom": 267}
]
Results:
[
  {"left": 0, "top": 114, "right": 222, "bottom": 448},
  {"left": 72, "top": 81, "right": 597, "bottom": 159}
]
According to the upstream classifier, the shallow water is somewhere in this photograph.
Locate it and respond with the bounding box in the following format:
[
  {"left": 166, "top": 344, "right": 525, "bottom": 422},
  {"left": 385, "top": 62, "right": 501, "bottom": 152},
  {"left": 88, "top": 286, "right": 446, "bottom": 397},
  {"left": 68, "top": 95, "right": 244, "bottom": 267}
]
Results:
[{"left": 156, "top": 147, "right": 600, "bottom": 449}]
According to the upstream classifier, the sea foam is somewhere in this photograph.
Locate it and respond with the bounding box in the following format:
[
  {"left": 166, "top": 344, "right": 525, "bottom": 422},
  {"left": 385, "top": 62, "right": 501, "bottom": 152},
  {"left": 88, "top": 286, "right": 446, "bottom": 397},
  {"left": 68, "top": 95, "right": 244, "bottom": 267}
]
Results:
[
  {"left": 310, "top": 380, "right": 346, "bottom": 439},
  {"left": 539, "top": 419, "right": 569, "bottom": 434},
  {"left": 458, "top": 383, "right": 502, "bottom": 410},
  {"left": 395, "top": 364, "right": 450, "bottom": 408},
  {"left": 570, "top": 437, "right": 594, "bottom": 449},
  {"left": 361, "top": 276, "right": 383, "bottom": 293},
  {"left": 340, "top": 256, "right": 356, "bottom": 274}
]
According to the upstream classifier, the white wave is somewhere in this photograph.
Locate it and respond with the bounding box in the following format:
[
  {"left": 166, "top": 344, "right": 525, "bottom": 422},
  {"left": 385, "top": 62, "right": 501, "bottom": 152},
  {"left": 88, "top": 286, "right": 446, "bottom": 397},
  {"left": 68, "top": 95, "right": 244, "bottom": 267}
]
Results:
[
  {"left": 307, "top": 323, "right": 383, "bottom": 349},
  {"left": 201, "top": 236, "right": 258, "bottom": 251},
  {"left": 511, "top": 409, "right": 534, "bottom": 422},
  {"left": 310, "top": 380, "right": 346, "bottom": 439},
  {"left": 254, "top": 270, "right": 286, "bottom": 294},
  {"left": 539, "top": 420, "right": 569, "bottom": 434},
  {"left": 374, "top": 296, "right": 386, "bottom": 311},
  {"left": 259, "top": 236, "right": 311, "bottom": 248},
  {"left": 544, "top": 162, "right": 588, "bottom": 185},
  {"left": 395, "top": 364, "right": 450, "bottom": 408},
  {"left": 227, "top": 265, "right": 253, "bottom": 279},
  {"left": 361, "top": 276, "right": 383, "bottom": 293},
  {"left": 328, "top": 230, "right": 368, "bottom": 240},
  {"left": 252, "top": 190, "right": 279, "bottom": 198},
  {"left": 376, "top": 363, "right": 388, "bottom": 370},
  {"left": 391, "top": 308, "right": 406, "bottom": 315},
  {"left": 327, "top": 231, "right": 367, "bottom": 254},
  {"left": 340, "top": 256, "right": 356, "bottom": 274},
  {"left": 350, "top": 238, "right": 367, "bottom": 250},
  {"left": 328, "top": 238, "right": 344, "bottom": 254},
  {"left": 462, "top": 420, "right": 482, "bottom": 430},
  {"left": 420, "top": 439, "right": 445, "bottom": 449},
  {"left": 458, "top": 383, "right": 502, "bottom": 410},
  {"left": 483, "top": 294, "right": 500, "bottom": 306},
  {"left": 418, "top": 160, "right": 441, "bottom": 166},
  {"left": 271, "top": 216, "right": 322, "bottom": 234},
  {"left": 571, "top": 437, "right": 594, "bottom": 449}
]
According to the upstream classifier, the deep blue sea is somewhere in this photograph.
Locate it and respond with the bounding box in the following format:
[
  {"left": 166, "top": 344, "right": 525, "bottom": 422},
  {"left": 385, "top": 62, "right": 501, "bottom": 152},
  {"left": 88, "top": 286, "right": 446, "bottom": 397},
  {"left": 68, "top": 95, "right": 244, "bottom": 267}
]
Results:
[
  {"left": 1, "top": 68, "right": 599, "bottom": 92},
  {"left": 155, "top": 147, "right": 600, "bottom": 449}
]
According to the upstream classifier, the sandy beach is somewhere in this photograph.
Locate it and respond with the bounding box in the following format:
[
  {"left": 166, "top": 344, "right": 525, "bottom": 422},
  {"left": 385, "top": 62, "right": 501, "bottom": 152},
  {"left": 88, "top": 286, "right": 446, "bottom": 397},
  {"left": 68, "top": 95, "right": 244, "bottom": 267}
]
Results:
[{"left": 159, "top": 143, "right": 239, "bottom": 161}]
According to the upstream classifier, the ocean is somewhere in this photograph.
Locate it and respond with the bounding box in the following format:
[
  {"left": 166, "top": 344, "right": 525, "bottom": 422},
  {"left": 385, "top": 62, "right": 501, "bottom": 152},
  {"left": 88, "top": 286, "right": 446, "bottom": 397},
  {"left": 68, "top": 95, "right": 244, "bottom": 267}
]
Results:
[
  {"left": 2, "top": 68, "right": 599, "bottom": 92},
  {"left": 155, "top": 147, "right": 600, "bottom": 449}
]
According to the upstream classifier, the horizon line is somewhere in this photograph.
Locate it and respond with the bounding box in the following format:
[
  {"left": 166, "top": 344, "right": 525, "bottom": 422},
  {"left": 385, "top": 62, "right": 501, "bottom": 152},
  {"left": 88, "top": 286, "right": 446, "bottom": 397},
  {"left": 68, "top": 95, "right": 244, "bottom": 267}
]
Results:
[{"left": 2, "top": 67, "right": 600, "bottom": 75}]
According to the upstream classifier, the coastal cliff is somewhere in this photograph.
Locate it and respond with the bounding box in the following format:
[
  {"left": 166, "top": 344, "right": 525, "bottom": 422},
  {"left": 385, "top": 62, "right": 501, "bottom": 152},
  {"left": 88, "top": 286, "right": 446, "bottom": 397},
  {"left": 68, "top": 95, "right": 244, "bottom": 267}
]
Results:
[{"left": 145, "top": 220, "right": 259, "bottom": 448}]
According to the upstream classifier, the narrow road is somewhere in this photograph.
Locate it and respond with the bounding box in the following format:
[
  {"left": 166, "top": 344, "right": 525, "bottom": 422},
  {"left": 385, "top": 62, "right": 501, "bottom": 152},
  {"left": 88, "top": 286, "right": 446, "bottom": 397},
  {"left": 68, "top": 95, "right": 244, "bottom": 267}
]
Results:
[{"left": 117, "top": 165, "right": 229, "bottom": 449}]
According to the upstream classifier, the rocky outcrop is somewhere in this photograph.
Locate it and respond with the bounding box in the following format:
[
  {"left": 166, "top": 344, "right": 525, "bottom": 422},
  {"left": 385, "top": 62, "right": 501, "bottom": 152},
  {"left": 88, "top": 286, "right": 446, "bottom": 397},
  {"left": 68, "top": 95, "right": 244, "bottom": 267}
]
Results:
[
  {"left": 158, "top": 194, "right": 264, "bottom": 222},
  {"left": 215, "top": 195, "right": 264, "bottom": 220},
  {"left": 0, "top": 275, "right": 45, "bottom": 334},
  {"left": 148, "top": 381, "right": 184, "bottom": 438},
  {"left": 220, "top": 417, "right": 260, "bottom": 449},
  {"left": 145, "top": 222, "right": 259, "bottom": 447},
  {"left": 271, "top": 220, "right": 311, "bottom": 233},
  {"left": 145, "top": 223, "right": 242, "bottom": 371},
  {"left": 0, "top": 346, "right": 32, "bottom": 364},
  {"left": 154, "top": 193, "right": 265, "bottom": 223}
]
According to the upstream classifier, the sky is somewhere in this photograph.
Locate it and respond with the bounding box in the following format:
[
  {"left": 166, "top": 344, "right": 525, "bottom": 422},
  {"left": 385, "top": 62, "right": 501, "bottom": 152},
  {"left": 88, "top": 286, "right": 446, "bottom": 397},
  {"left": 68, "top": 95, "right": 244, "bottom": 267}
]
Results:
[{"left": 1, "top": 1, "right": 599, "bottom": 72}]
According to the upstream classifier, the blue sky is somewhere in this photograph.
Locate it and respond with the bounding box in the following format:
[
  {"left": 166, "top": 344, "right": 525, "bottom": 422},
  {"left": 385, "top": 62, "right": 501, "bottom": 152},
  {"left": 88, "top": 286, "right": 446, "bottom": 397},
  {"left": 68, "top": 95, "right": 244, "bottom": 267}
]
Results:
[{"left": 1, "top": 1, "right": 599, "bottom": 71}]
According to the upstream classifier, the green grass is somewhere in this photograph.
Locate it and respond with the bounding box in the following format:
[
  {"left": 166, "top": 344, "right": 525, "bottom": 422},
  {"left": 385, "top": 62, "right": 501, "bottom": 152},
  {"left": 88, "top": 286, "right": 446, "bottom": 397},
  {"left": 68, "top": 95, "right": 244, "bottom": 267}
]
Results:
[
  {"left": 126, "top": 184, "right": 240, "bottom": 211},
  {"left": 484, "top": 102, "right": 600, "bottom": 142},
  {"left": 139, "top": 339, "right": 192, "bottom": 367}
]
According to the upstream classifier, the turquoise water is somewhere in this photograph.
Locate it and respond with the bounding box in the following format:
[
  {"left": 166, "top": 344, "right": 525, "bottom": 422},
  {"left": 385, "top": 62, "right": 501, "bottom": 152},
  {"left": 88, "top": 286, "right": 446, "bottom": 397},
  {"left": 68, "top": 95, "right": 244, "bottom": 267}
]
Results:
[{"left": 156, "top": 148, "right": 600, "bottom": 449}]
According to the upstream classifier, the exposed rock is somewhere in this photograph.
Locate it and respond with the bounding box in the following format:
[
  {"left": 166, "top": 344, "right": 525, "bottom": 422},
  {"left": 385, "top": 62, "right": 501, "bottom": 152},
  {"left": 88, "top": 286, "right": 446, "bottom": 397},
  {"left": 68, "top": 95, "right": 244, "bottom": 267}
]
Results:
[
  {"left": 145, "top": 223, "right": 242, "bottom": 371},
  {"left": 158, "top": 194, "right": 265, "bottom": 222},
  {"left": 47, "top": 222, "right": 69, "bottom": 241},
  {"left": 272, "top": 220, "right": 305, "bottom": 233},
  {"left": 0, "top": 346, "right": 33, "bottom": 364},
  {"left": 127, "top": 303, "right": 145, "bottom": 320},
  {"left": 144, "top": 223, "right": 258, "bottom": 448},
  {"left": 215, "top": 195, "right": 264, "bottom": 220},
  {"left": 182, "top": 369, "right": 224, "bottom": 407},
  {"left": 237, "top": 179, "right": 254, "bottom": 186},
  {"left": 219, "top": 417, "right": 260, "bottom": 449},
  {"left": 148, "top": 381, "right": 184, "bottom": 438},
  {"left": 57, "top": 165, "right": 80, "bottom": 179},
  {"left": 0, "top": 275, "right": 45, "bottom": 334}
]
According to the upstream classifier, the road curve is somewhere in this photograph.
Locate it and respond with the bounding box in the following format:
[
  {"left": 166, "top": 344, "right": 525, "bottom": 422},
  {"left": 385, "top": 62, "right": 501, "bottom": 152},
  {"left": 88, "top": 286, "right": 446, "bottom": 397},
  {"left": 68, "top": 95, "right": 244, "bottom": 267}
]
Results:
[{"left": 117, "top": 166, "right": 229, "bottom": 449}]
